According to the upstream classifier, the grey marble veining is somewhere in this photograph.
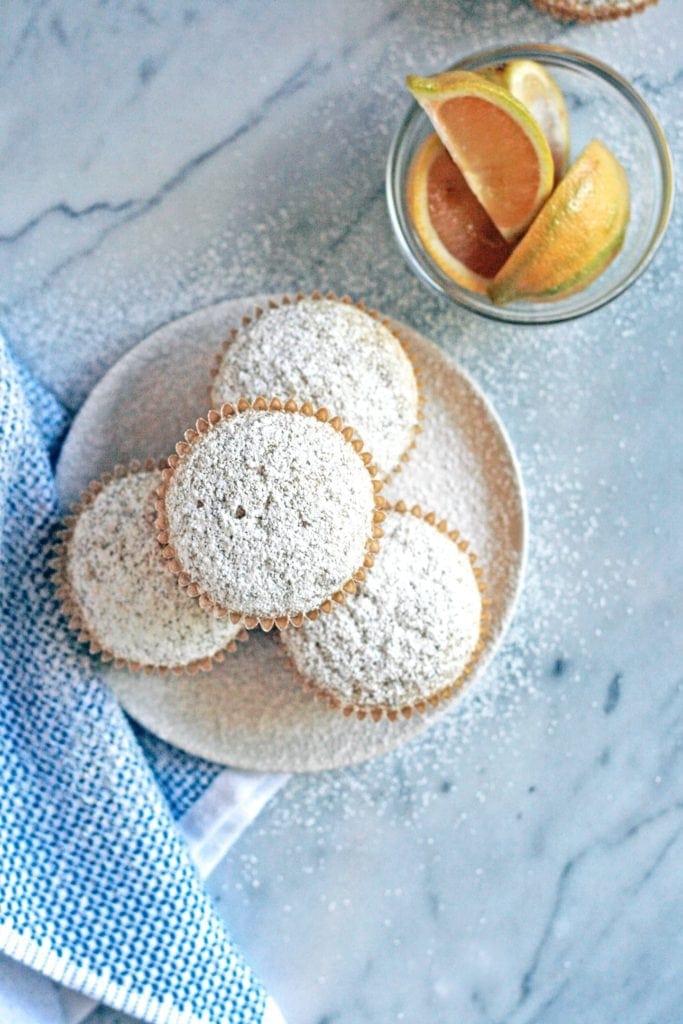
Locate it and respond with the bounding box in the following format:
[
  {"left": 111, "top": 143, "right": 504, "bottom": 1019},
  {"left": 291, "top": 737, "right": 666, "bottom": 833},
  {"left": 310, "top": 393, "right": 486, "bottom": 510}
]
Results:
[{"left": 2, "top": 2, "right": 681, "bottom": 1023}]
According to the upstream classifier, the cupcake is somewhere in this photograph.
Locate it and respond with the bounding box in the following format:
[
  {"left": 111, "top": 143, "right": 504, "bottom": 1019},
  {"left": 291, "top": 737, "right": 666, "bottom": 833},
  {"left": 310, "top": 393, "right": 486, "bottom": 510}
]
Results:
[
  {"left": 209, "top": 293, "right": 423, "bottom": 479},
  {"left": 281, "top": 502, "right": 488, "bottom": 719},
  {"left": 54, "top": 462, "right": 246, "bottom": 673},
  {"left": 532, "top": 0, "right": 657, "bottom": 19},
  {"left": 155, "top": 397, "right": 386, "bottom": 629}
]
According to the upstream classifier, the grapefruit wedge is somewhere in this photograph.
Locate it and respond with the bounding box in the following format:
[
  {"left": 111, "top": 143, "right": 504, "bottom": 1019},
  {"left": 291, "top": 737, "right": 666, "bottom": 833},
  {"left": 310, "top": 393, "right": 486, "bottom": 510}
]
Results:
[
  {"left": 407, "top": 69, "right": 554, "bottom": 240},
  {"left": 407, "top": 133, "right": 513, "bottom": 293},
  {"left": 488, "top": 139, "right": 630, "bottom": 305},
  {"left": 502, "top": 60, "right": 570, "bottom": 183}
]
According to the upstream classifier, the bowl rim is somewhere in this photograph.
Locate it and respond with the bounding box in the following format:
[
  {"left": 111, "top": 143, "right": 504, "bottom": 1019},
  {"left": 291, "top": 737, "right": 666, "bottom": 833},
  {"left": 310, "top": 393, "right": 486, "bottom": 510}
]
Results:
[{"left": 386, "top": 42, "right": 675, "bottom": 325}]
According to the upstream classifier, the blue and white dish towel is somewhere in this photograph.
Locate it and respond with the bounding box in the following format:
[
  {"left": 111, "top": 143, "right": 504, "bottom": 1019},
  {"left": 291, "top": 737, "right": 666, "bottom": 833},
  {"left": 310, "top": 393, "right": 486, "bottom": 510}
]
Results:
[{"left": 0, "top": 335, "right": 288, "bottom": 1024}]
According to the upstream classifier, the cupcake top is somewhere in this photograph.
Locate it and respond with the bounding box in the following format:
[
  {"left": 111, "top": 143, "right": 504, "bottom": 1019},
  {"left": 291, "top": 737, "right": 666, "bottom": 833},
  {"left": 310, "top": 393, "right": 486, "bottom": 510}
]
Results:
[
  {"left": 281, "top": 505, "right": 485, "bottom": 716},
  {"left": 56, "top": 467, "right": 244, "bottom": 672},
  {"left": 209, "top": 296, "right": 421, "bottom": 478},
  {"left": 157, "top": 399, "right": 384, "bottom": 626}
]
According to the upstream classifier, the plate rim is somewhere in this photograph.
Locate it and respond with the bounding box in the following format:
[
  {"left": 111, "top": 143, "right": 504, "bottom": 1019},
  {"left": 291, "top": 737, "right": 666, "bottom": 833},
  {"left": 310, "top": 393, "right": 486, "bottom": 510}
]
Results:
[{"left": 56, "top": 296, "right": 528, "bottom": 772}]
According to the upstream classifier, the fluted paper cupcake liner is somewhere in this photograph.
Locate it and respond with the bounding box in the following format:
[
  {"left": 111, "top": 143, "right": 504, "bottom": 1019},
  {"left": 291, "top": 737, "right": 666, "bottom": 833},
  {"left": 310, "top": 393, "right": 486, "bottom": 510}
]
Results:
[
  {"left": 208, "top": 291, "right": 426, "bottom": 481},
  {"left": 154, "top": 396, "right": 387, "bottom": 630},
  {"left": 279, "top": 500, "right": 491, "bottom": 721},
  {"left": 52, "top": 458, "right": 248, "bottom": 675},
  {"left": 532, "top": 0, "right": 657, "bottom": 20}
]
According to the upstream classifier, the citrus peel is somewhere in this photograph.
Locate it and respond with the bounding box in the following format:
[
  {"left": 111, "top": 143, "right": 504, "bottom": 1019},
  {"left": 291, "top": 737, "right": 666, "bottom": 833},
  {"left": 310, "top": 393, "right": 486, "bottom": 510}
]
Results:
[{"left": 488, "top": 139, "right": 630, "bottom": 305}]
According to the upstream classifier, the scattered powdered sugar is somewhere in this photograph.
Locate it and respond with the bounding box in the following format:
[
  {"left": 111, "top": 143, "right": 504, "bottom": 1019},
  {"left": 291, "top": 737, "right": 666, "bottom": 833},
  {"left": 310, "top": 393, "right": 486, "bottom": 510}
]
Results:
[
  {"left": 283, "top": 511, "right": 481, "bottom": 709},
  {"left": 210, "top": 298, "right": 419, "bottom": 478},
  {"left": 67, "top": 471, "right": 241, "bottom": 667},
  {"left": 15, "top": 0, "right": 676, "bottom": 887},
  {"left": 163, "top": 409, "right": 377, "bottom": 619}
]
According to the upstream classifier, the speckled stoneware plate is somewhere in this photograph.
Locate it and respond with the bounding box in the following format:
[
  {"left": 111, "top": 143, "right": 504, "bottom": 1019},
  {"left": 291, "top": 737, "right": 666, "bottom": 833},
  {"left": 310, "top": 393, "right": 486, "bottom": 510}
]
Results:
[{"left": 56, "top": 296, "right": 527, "bottom": 772}]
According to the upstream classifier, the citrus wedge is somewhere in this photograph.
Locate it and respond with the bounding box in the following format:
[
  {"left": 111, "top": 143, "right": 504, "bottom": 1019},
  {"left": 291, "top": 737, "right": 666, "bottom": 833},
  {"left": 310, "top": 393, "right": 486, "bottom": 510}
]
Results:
[
  {"left": 407, "top": 69, "right": 554, "bottom": 240},
  {"left": 488, "top": 139, "right": 630, "bottom": 305},
  {"left": 407, "top": 133, "right": 513, "bottom": 293},
  {"left": 501, "top": 60, "right": 570, "bottom": 183}
]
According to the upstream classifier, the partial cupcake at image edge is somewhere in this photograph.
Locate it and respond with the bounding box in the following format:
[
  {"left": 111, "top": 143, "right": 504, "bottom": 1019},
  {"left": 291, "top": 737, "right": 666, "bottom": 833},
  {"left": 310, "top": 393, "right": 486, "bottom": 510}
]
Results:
[
  {"left": 52, "top": 459, "right": 247, "bottom": 674},
  {"left": 208, "top": 291, "right": 425, "bottom": 480},
  {"left": 531, "top": 0, "right": 658, "bottom": 21},
  {"left": 280, "top": 502, "right": 490, "bottom": 720},
  {"left": 155, "top": 396, "right": 387, "bottom": 630}
]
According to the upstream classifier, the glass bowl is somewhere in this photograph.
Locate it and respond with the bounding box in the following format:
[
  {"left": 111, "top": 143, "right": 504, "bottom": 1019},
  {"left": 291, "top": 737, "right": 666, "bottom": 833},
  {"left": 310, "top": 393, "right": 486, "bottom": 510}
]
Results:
[{"left": 386, "top": 43, "right": 674, "bottom": 324}]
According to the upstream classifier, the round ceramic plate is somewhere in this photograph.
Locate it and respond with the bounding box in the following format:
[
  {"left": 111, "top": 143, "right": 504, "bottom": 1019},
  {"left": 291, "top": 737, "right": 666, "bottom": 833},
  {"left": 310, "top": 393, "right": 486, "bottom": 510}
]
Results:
[{"left": 56, "top": 296, "right": 527, "bottom": 772}]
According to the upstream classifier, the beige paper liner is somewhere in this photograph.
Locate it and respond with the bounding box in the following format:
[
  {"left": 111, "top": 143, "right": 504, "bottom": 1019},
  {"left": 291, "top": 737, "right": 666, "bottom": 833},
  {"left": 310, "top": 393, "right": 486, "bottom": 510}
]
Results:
[
  {"left": 154, "top": 396, "right": 387, "bottom": 630},
  {"left": 532, "top": 0, "right": 657, "bottom": 20},
  {"left": 52, "top": 458, "right": 248, "bottom": 675},
  {"left": 207, "top": 290, "right": 426, "bottom": 481},
  {"left": 279, "top": 500, "right": 491, "bottom": 722}
]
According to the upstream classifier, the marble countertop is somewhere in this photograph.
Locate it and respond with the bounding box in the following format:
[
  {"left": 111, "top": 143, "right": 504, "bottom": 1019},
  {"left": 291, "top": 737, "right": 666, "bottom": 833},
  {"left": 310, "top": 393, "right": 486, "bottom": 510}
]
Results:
[{"left": 2, "top": 2, "right": 680, "bottom": 1023}]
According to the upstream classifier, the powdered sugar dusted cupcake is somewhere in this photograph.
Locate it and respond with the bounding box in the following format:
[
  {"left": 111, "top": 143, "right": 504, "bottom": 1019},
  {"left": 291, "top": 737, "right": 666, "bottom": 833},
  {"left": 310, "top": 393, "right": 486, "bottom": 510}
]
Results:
[
  {"left": 532, "top": 0, "right": 657, "bottom": 20},
  {"left": 281, "top": 503, "right": 488, "bottom": 719},
  {"left": 209, "top": 293, "right": 422, "bottom": 479},
  {"left": 54, "top": 462, "right": 245, "bottom": 674},
  {"left": 156, "top": 397, "right": 385, "bottom": 629}
]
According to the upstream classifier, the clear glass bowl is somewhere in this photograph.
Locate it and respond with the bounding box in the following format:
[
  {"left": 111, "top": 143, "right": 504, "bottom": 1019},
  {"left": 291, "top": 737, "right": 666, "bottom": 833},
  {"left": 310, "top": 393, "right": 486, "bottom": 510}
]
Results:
[{"left": 386, "top": 43, "right": 674, "bottom": 324}]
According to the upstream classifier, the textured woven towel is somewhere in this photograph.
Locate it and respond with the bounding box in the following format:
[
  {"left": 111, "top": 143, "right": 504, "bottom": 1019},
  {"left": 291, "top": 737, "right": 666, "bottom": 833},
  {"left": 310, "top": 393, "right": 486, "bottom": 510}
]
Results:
[{"left": 0, "top": 335, "right": 285, "bottom": 1024}]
